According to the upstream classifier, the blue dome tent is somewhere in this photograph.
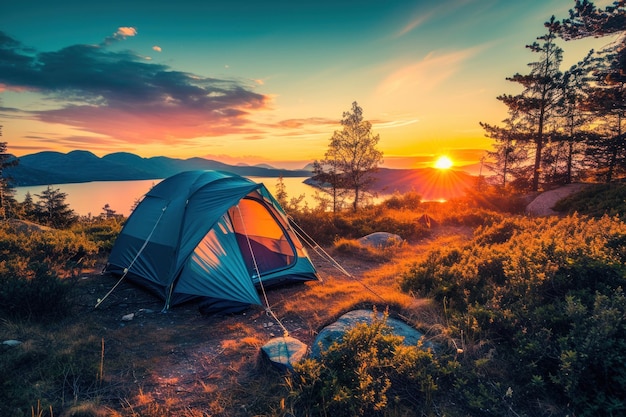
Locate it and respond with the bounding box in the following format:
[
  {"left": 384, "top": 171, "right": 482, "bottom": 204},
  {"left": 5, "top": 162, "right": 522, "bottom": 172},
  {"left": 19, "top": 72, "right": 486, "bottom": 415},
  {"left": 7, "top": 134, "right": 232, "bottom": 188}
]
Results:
[{"left": 103, "top": 170, "right": 319, "bottom": 313}]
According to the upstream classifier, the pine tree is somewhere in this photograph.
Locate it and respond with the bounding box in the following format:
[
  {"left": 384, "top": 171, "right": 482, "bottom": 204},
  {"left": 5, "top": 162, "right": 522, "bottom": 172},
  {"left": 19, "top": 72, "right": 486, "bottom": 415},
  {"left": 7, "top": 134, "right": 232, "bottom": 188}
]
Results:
[
  {"left": 101, "top": 203, "right": 118, "bottom": 219},
  {"left": 480, "top": 114, "right": 531, "bottom": 190},
  {"left": 315, "top": 102, "right": 383, "bottom": 211},
  {"left": 21, "top": 191, "right": 36, "bottom": 220},
  {"left": 0, "top": 128, "right": 19, "bottom": 219},
  {"left": 554, "top": 0, "right": 626, "bottom": 182},
  {"left": 34, "top": 186, "right": 77, "bottom": 228},
  {"left": 552, "top": 53, "right": 595, "bottom": 184},
  {"left": 496, "top": 23, "right": 564, "bottom": 191}
]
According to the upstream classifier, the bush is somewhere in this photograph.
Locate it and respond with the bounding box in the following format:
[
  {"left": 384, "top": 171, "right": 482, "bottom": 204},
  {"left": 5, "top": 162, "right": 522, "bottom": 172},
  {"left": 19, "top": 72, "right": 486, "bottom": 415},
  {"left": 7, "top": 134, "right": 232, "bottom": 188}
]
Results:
[
  {"left": 553, "top": 184, "right": 626, "bottom": 218},
  {"left": 0, "top": 326, "right": 104, "bottom": 416},
  {"left": 380, "top": 191, "right": 422, "bottom": 210},
  {"left": 0, "top": 266, "right": 73, "bottom": 321},
  {"left": 287, "top": 311, "right": 451, "bottom": 416},
  {"left": 0, "top": 222, "right": 100, "bottom": 321},
  {"left": 399, "top": 213, "right": 626, "bottom": 415},
  {"left": 289, "top": 204, "right": 431, "bottom": 247},
  {"left": 72, "top": 217, "right": 124, "bottom": 254}
]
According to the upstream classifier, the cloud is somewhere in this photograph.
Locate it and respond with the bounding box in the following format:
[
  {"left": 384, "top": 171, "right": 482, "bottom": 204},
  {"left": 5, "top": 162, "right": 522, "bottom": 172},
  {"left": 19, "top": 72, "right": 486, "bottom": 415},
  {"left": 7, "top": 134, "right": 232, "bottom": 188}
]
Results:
[
  {"left": 152, "top": 45, "right": 162, "bottom": 52},
  {"left": 396, "top": 13, "right": 433, "bottom": 38},
  {"left": 117, "top": 27, "right": 137, "bottom": 37},
  {"left": 101, "top": 27, "right": 138, "bottom": 46},
  {"left": 372, "top": 118, "right": 419, "bottom": 129},
  {"left": 0, "top": 30, "right": 270, "bottom": 144},
  {"left": 275, "top": 117, "right": 336, "bottom": 129},
  {"left": 376, "top": 48, "right": 477, "bottom": 97}
]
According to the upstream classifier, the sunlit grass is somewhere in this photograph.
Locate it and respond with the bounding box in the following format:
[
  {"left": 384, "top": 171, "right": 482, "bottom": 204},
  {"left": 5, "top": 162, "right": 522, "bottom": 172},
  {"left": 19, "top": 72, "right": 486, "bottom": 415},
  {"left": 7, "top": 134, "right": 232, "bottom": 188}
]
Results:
[{"left": 6, "top": 185, "right": 623, "bottom": 416}]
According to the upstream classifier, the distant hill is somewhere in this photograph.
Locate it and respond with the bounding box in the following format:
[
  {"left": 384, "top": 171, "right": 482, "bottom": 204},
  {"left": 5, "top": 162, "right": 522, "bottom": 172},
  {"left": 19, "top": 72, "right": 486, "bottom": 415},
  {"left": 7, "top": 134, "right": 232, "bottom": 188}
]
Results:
[
  {"left": 3, "top": 151, "right": 313, "bottom": 186},
  {"left": 371, "top": 167, "right": 476, "bottom": 200},
  {"left": 4, "top": 151, "right": 477, "bottom": 200},
  {"left": 307, "top": 167, "right": 477, "bottom": 201}
]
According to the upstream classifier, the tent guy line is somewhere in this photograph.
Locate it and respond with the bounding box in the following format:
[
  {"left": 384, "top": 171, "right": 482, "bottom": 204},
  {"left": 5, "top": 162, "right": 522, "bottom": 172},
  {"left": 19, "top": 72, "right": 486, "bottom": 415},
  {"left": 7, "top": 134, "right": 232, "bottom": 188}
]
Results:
[
  {"left": 95, "top": 204, "right": 168, "bottom": 309},
  {"left": 102, "top": 170, "right": 319, "bottom": 315}
]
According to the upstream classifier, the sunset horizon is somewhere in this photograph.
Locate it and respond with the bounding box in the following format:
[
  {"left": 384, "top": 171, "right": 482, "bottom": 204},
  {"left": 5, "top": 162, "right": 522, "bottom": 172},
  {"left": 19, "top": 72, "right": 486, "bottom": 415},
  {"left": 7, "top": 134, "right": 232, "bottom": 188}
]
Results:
[{"left": 0, "top": 1, "right": 615, "bottom": 174}]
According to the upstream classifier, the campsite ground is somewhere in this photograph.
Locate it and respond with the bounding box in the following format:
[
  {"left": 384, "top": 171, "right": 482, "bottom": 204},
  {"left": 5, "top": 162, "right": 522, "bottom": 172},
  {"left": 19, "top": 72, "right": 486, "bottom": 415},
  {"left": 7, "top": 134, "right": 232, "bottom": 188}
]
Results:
[{"left": 68, "top": 224, "right": 471, "bottom": 416}]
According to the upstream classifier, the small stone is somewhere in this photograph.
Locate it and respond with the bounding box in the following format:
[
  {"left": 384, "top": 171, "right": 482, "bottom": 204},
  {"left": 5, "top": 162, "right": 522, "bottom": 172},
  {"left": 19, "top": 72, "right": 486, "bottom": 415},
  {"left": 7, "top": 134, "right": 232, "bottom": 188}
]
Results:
[
  {"left": 261, "top": 336, "right": 308, "bottom": 371},
  {"left": 121, "top": 313, "right": 135, "bottom": 321}
]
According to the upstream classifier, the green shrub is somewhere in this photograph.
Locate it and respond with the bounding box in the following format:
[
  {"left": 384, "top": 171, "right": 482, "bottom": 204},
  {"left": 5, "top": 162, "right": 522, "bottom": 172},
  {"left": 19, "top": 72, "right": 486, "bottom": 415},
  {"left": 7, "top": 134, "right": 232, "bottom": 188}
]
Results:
[
  {"left": 72, "top": 217, "right": 124, "bottom": 254},
  {"left": 287, "top": 311, "right": 451, "bottom": 416},
  {"left": 0, "top": 222, "right": 100, "bottom": 321},
  {"left": 0, "top": 266, "right": 73, "bottom": 321},
  {"left": 553, "top": 184, "right": 626, "bottom": 218},
  {"left": 289, "top": 206, "right": 430, "bottom": 246},
  {"left": 380, "top": 191, "right": 422, "bottom": 210},
  {"left": 399, "top": 214, "right": 626, "bottom": 415},
  {"left": 464, "top": 188, "right": 528, "bottom": 214}
]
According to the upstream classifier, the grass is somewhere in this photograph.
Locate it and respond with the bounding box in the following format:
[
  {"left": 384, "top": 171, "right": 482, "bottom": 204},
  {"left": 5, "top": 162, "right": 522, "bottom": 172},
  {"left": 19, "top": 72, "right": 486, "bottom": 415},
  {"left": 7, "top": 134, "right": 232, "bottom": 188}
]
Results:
[
  {"left": 1, "top": 232, "right": 449, "bottom": 416},
  {"left": 3, "top": 184, "right": 624, "bottom": 416}
]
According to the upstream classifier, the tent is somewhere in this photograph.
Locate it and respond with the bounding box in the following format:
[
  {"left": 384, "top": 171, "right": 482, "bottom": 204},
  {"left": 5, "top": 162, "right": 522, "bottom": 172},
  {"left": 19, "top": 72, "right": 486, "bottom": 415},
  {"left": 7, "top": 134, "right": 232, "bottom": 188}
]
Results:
[{"left": 104, "top": 170, "right": 319, "bottom": 313}]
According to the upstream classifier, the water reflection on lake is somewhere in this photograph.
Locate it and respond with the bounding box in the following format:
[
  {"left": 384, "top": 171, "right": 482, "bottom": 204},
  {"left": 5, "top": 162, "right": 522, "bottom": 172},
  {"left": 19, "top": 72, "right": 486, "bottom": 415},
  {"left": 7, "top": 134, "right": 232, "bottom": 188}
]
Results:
[{"left": 14, "top": 177, "right": 321, "bottom": 217}]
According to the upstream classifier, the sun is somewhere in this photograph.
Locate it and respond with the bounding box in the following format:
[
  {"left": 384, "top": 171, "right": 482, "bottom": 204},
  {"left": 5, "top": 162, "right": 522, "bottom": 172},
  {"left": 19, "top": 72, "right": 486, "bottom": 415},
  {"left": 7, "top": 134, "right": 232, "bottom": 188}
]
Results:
[{"left": 434, "top": 155, "right": 453, "bottom": 170}]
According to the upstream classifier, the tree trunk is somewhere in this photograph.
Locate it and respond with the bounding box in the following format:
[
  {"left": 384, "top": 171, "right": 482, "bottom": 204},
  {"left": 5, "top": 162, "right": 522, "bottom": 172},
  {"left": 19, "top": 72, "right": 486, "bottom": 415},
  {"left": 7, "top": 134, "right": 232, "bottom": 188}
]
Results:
[{"left": 605, "top": 112, "right": 622, "bottom": 183}]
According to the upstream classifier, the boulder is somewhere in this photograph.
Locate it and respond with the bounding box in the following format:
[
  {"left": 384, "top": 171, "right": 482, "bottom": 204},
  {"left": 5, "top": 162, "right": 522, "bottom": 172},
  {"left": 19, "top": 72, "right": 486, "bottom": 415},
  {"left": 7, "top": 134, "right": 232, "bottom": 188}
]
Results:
[
  {"left": 311, "top": 309, "right": 425, "bottom": 358},
  {"left": 525, "top": 183, "right": 589, "bottom": 216},
  {"left": 357, "top": 232, "right": 403, "bottom": 248},
  {"left": 261, "top": 336, "right": 308, "bottom": 371}
]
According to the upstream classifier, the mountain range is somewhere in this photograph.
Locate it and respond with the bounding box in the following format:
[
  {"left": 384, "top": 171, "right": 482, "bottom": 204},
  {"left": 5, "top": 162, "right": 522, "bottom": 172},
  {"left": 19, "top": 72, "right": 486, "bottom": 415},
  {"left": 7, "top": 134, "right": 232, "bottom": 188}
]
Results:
[
  {"left": 4, "top": 150, "right": 477, "bottom": 201},
  {"left": 3, "top": 150, "right": 313, "bottom": 186}
]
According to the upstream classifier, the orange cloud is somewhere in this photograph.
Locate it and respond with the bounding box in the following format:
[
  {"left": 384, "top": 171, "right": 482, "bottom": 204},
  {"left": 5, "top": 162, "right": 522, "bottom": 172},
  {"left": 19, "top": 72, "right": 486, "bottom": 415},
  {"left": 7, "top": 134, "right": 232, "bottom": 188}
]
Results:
[{"left": 117, "top": 27, "right": 137, "bottom": 38}]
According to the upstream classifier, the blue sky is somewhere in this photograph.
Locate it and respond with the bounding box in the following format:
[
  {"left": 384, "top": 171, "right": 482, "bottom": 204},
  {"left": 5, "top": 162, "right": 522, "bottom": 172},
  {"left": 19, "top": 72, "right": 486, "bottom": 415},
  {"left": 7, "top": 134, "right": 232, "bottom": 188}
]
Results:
[{"left": 0, "top": 0, "right": 615, "bottom": 170}]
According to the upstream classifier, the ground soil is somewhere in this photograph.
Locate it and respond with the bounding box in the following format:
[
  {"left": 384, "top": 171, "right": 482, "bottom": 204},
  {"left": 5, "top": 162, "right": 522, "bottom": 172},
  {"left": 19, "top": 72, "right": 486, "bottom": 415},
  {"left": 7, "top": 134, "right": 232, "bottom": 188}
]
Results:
[{"left": 66, "top": 225, "right": 472, "bottom": 416}]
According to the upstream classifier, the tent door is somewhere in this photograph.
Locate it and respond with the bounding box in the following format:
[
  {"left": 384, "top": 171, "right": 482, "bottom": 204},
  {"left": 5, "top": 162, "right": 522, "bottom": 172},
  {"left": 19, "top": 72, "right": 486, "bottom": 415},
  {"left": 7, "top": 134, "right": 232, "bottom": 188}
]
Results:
[{"left": 229, "top": 197, "right": 296, "bottom": 279}]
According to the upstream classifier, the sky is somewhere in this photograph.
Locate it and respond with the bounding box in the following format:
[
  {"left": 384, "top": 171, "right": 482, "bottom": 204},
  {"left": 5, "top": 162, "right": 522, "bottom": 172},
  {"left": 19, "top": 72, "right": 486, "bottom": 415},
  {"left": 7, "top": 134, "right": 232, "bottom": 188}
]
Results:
[{"left": 0, "top": 0, "right": 617, "bottom": 172}]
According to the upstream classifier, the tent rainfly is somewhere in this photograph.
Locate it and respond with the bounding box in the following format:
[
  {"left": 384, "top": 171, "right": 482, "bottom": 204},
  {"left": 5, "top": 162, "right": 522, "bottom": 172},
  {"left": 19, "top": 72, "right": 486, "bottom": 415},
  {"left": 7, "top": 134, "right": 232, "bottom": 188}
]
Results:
[{"left": 104, "top": 170, "right": 319, "bottom": 314}]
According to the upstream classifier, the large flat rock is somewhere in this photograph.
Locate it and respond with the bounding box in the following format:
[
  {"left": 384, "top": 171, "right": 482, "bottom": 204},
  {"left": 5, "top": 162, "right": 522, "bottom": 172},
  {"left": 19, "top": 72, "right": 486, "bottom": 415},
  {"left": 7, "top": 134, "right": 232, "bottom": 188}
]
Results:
[{"left": 311, "top": 309, "right": 425, "bottom": 358}]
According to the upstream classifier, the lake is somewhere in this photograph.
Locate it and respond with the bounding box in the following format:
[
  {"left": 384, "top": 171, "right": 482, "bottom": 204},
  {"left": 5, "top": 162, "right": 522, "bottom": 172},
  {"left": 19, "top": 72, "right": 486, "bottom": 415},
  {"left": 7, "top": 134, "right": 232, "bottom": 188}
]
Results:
[{"left": 14, "top": 177, "right": 323, "bottom": 217}]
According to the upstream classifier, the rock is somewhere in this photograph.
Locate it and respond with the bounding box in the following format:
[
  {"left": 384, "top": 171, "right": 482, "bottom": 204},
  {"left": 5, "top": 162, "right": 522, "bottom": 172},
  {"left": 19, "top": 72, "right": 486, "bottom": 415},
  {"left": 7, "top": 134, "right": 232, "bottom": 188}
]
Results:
[
  {"left": 311, "top": 309, "right": 426, "bottom": 358},
  {"left": 121, "top": 313, "right": 135, "bottom": 321},
  {"left": 261, "top": 336, "right": 308, "bottom": 371},
  {"left": 526, "top": 184, "right": 589, "bottom": 216},
  {"left": 357, "top": 232, "right": 403, "bottom": 248}
]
